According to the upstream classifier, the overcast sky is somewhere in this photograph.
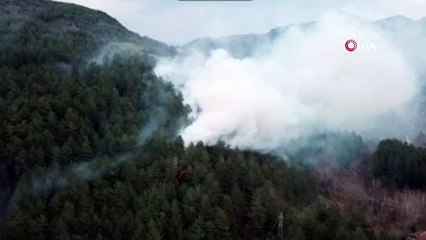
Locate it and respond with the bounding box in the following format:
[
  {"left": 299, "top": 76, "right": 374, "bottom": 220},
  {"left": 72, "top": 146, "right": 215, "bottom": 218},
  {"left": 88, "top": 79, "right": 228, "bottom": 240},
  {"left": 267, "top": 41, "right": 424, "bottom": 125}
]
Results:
[{"left": 57, "top": 0, "right": 426, "bottom": 44}]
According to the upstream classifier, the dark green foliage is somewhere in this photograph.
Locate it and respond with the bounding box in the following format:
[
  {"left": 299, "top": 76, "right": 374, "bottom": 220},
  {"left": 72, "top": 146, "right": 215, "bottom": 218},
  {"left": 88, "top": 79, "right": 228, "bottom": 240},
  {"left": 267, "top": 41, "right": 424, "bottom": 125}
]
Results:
[
  {"left": 0, "top": 53, "right": 187, "bottom": 185},
  {"left": 0, "top": 0, "right": 175, "bottom": 65},
  {"left": 3, "top": 140, "right": 376, "bottom": 240},
  {"left": 372, "top": 139, "right": 426, "bottom": 189},
  {"left": 290, "top": 203, "right": 374, "bottom": 240},
  {"left": 0, "top": 1, "right": 186, "bottom": 228}
]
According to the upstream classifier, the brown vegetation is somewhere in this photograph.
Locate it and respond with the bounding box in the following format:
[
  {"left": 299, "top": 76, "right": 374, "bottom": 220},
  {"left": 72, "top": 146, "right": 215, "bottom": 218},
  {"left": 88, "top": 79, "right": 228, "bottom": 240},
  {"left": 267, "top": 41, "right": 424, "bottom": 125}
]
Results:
[{"left": 316, "top": 163, "right": 426, "bottom": 237}]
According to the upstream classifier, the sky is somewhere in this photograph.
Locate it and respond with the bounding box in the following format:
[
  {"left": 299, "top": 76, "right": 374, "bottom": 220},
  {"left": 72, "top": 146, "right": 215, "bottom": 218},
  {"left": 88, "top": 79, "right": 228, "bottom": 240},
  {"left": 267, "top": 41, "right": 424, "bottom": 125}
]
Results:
[{"left": 57, "top": 0, "right": 426, "bottom": 44}]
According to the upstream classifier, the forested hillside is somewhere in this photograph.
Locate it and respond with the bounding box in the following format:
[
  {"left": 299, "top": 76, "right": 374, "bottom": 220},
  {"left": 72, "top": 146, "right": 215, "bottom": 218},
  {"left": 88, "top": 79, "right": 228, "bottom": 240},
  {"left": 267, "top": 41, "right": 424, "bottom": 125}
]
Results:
[
  {"left": 0, "top": 0, "right": 185, "bottom": 233},
  {"left": 0, "top": 0, "right": 175, "bottom": 61},
  {"left": 3, "top": 141, "right": 380, "bottom": 240},
  {"left": 373, "top": 139, "right": 426, "bottom": 189},
  {"left": 0, "top": 1, "right": 423, "bottom": 240}
]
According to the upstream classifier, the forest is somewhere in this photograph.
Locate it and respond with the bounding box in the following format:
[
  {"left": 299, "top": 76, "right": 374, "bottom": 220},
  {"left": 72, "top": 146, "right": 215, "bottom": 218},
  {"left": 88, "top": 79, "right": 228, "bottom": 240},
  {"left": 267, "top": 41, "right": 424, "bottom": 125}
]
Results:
[
  {"left": 1, "top": 1, "right": 425, "bottom": 239},
  {"left": 373, "top": 139, "right": 426, "bottom": 189}
]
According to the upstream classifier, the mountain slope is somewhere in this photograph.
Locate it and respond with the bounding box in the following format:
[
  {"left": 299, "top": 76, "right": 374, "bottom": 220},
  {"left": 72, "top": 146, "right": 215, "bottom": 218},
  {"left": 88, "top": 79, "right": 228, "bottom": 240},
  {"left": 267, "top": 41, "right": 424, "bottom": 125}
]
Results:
[
  {"left": 0, "top": 0, "right": 186, "bottom": 231},
  {"left": 0, "top": 3, "right": 377, "bottom": 240},
  {"left": 181, "top": 16, "right": 425, "bottom": 60},
  {"left": 0, "top": 0, "right": 176, "bottom": 61},
  {"left": 181, "top": 22, "right": 317, "bottom": 58},
  {"left": 0, "top": 1, "right": 423, "bottom": 239}
]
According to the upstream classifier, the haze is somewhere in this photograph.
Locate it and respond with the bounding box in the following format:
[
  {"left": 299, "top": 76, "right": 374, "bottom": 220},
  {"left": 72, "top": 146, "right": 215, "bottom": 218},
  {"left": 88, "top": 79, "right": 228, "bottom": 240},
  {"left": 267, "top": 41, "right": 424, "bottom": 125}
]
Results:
[{"left": 57, "top": 0, "right": 426, "bottom": 44}]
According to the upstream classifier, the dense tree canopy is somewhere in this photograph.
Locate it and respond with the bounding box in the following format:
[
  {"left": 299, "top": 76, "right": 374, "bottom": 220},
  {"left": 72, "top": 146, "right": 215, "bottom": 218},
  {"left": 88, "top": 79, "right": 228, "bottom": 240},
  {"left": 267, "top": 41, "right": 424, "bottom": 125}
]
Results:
[
  {"left": 3, "top": 140, "right": 381, "bottom": 240},
  {"left": 0, "top": 2, "right": 187, "bottom": 230},
  {"left": 373, "top": 139, "right": 426, "bottom": 189}
]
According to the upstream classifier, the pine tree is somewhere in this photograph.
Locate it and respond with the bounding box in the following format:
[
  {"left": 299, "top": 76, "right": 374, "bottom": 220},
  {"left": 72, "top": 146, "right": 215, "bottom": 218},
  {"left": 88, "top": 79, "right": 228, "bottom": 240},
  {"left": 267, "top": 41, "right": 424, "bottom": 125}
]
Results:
[
  {"left": 249, "top": 189, "right": 267, "bottom": 236},
  {"left": 214, "top": 207, "right": 231, "bottom": 240},
  {"left": 146, "top": 219, "right": 163, "bottom": 240},
  {"left": 187, "top": 216, "right": 205, "bottom": 240}
]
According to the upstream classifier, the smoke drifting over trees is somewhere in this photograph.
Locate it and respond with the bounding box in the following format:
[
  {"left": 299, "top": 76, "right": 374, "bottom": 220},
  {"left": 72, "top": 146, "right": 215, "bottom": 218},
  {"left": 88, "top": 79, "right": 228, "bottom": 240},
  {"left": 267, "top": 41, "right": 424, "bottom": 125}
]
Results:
[
  {"left": 2, "top": 1, "right": 426, "bottom": 239},
  {"left": 156, "top": 12, "right": 421, "bottom": 151}
]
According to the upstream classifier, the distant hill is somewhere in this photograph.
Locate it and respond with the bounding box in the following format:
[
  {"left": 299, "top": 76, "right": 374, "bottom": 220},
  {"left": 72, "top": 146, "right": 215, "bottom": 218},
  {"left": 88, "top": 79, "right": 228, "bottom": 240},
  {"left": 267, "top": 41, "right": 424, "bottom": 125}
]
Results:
[
  {"left": 0, "top": 0, "right": 176, "bottom": 61},
  {"left": 182, "top": 16, "right": 426, "bottom": 61},
  {"left": 182, "top": 21, "right": 316, "bottom": 58}
]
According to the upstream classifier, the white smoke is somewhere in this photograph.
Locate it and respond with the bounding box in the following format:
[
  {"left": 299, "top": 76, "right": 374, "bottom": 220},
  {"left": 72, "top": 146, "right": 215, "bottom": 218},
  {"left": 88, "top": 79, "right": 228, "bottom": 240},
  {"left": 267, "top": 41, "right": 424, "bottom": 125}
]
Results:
[{"left": 156, "top": 12, "right": 419, "bottom": 151}]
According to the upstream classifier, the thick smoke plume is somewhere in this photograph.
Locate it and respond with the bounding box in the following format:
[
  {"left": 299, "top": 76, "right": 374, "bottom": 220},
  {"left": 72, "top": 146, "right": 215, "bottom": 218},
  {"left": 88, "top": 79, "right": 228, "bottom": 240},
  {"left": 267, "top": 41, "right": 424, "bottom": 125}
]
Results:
[{"left": 156, "top": 12, "right": 420, "bottom": 151}]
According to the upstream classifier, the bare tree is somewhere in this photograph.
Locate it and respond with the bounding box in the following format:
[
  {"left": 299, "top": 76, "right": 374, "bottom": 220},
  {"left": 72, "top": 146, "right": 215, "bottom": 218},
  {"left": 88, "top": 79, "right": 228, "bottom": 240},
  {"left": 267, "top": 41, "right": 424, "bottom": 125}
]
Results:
[{"left": 397, "top": 190, "right": 426, "bottom": 231}]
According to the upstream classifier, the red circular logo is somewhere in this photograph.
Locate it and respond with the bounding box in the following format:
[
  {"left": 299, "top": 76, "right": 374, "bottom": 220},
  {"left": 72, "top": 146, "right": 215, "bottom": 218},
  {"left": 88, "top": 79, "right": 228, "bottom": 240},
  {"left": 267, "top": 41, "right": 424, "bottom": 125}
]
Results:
[{"left": 345, "top": 39, "right": 357, "bottom": 52}]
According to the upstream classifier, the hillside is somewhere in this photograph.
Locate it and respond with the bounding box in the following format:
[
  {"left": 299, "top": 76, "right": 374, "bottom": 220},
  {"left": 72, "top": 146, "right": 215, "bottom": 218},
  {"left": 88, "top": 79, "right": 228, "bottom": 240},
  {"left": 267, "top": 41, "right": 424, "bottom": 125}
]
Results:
[
  {"left": 0, "top": 1, "right": 425, "bottom": 239},
  {"left": 182, "top": 16, "right": 426, "bottom": 62},
  {"left": 0, "top": 0, "right": 185, "bottom": 233},
  {"left": 0, "top": 0, "right": 175, "bottom": 61},
  {"left": 0, "top": 2, "right": 380, "bottom": 238}
]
